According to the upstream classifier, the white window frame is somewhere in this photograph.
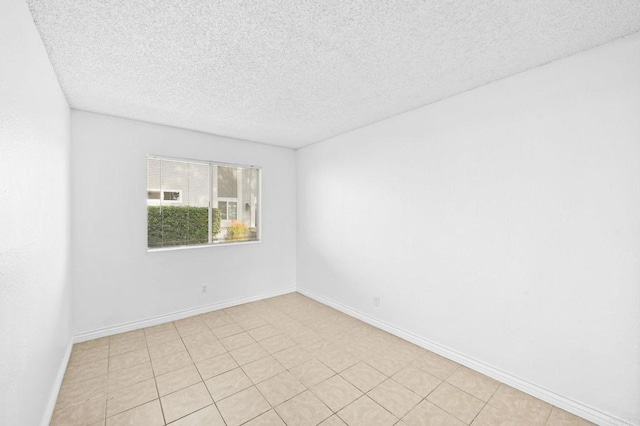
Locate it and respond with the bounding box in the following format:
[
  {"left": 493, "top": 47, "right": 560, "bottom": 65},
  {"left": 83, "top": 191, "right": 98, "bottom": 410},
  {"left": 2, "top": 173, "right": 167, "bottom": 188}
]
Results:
[
  {"left": 217, "top": 198, "right": 239, "bottom": 222},
  {"left": 146, "top": 155, "right": 261, "bottom": 251}
]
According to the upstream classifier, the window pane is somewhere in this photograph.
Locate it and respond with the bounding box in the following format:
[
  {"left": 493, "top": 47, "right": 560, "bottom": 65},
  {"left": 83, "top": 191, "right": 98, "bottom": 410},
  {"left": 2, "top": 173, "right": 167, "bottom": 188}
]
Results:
[
  {"left": 219, "top": 166, "right": 259, "bottom": 242},
  {"left": 218, "top": 201, "right": 227, "bottom": 220},
  {"left": 147, "top": 158, "right": 161, "bottom": 193},
  {"left": 147, "top": 158, "right": 210, "bottom": 248},
  {"left": 217, "top": 166, "right": 237, "bottom": 198},
  {"left": 187, "top": 162, "right": 210, "bottom": 245},
  {"left": 228, "top": 201, "right": 237, "bottom": 220},
  {"left": 163, "top": 191, "right": 180, "bottom": 201}
]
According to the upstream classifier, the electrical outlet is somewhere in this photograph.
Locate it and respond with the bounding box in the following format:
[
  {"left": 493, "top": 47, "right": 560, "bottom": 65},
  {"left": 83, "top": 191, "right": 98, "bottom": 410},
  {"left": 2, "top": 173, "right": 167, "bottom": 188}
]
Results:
[
  {"left": 201, "top": 285, "right": 207, "bottom": 294},
  {"left": 373, "top": 296, "right": 380, "bottom": 307}
]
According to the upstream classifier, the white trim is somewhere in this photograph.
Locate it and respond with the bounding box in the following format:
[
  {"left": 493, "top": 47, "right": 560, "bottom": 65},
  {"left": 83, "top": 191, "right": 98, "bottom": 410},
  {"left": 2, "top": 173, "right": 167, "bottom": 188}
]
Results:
[
  {"left": 42, "top": 337, "right": 73, "bottom": 426},
  {"left": 147, "top": 239, "right": 261, "bottom": 253},
  {"left": 73, "top": 287, "right": 296, "bottom": 343},
  {"left": 297, "top": 288, "right": 635, "bottom": 426}
]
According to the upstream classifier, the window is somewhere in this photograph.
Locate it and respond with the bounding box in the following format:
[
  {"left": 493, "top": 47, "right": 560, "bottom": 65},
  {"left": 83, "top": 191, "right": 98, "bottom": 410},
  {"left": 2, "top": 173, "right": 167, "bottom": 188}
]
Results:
[
  {"left": 147, "top": 190, "right": 182, "bottom": 203},
  {"left": 147, "top": 156, "right": 260, "bottom": 249},
  {"left": 217, "top": 201, "right": 237, "bottom": 220}
]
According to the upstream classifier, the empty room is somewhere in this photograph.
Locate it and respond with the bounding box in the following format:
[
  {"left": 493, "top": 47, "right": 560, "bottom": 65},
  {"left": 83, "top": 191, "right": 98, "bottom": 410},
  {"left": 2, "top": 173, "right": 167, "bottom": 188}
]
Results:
[{"left": 2, "top": 1, "right": 639, "bottom": 425}]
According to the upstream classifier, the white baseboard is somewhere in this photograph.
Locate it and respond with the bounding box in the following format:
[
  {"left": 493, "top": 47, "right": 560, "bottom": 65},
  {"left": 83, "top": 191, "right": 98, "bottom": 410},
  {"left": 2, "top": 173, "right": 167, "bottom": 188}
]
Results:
[
  {"left": 73, "top": 287, "right": 296, "bottom": 343},
  {"left": 297, "top": 288, "right": 634, "bottom": 426},
  {"left": 42, "top": 337, "right": 73, "bottom": 426}
]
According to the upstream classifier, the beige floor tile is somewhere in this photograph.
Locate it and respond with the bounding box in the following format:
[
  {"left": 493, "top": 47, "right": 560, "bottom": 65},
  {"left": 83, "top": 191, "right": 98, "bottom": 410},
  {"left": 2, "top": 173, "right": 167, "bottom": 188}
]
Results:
[
  {"left": 257, "top": 371, "right": 307, "bottom": 406},
  {"left": 337, "top": 395, "right": 397, "bottom": 426},
  {"left": 291, "top": 359, "right": 336, "bottom": 387},
  {"left": 63, "top": 358, "right": 109, "bottom": 386},
  {"left": 181, "top": 330, "right": 217, "bottom": 346},
  {"left": 298, "top": 337, "right": 332, "bottom": 354},
  {"left": 221, "top": 332, "right": 257, "bottom": 351},
  {"left": 243, "top": 355, "right": 286, "bottom": 384},
  {"left": 366, "top": 354, "right": 409, "bottom": 377},
  {"left": 161, "top": 382, "right": 213, "bottom": 423},
  {"left": 174, "top": 316, "right": 205, "bottom": 327},
  {"left": 107, "top": 362, "right": 153, "bottom": 393},
  {"left": 69, "top": 345, "right": 110, "bottom": 368},
  {"left": 244, "top": 410, "right": 286, "bottom": 426},
  {"left": 236, "top": 316, "right": 269, "bottom": 331},
  {"left": 311, "top": 375, "right": 362, "bottom": 412},
  {"left": 203, "top": 314, "right": 236, "bottom": 329},
  {"left": 176, "top": 321, "right": 211, "bottom": 338},
  {"left": 427, "top": 382, "right": 485, "bottom": 424},
  {"left": 369, "top": 379, "right": 422, "bottom": 418},
  {"left": 248, "top": 325, "right": 282, "bottom": 341},
  {"left": 488, "top": 385, "right": 552, "bottom": 425},
  {"left": 217, "top": 386, "right": 271, "bottom": 426},
  {"left": 394, "top": 342, "right": 424, "bottom": 361},
  {"left": 51, "top": 396, "right": 106, "bottom": 426},
  {"left": 73, "top": 337, "right": 109, "bottom": 352},
  {"left": 148, "top": 338, "right": 186, "bottom": 360},
  {"left": 446, "top": 367, "right": 499, "bottom": 402},
  {"left": 392, "top": 366, "right": 442, "bottom": 398},
  {"left": 145, "top": 329, "right": 181, "bottom": 347},
  {"left": 403, "top": 400, "right": 466, "bottom": 426},
  {"left": 186, "top": 339, "right": 227, "bottom": 363},
  {"left": 546, "top": 407, "right": 594, "bottom": 425},
  {"left": 210, "top": 323, "right": 244, "bottom": 339},
  {"left": 56, "top": 374, "right": 107, "bottom": 409},
  {"left": 317, "top": 348, "right": 359, "bottom": 373},
  {"left": 108, "top": 348, "right": 150, "bottom": 373},
  {"left": 340, "top": 362, "right": 387, "bottom": 393},
  {"left": 471, "top": 404, "right": 535, "bottom": 426},
  {"left": 155, "top": 364, "right": 202, "bottom": 396},
  {"left": 195, "top": 352, "right": 238, "bottom": 379},
  {"left": 205, "top": 367, "right": 252, "bottom": 401},
  {"left": 152, "top": 350, "right": 194, "bottom": 376},
  {"left": 144, "top": 322, "right": 176, "bottom": 336},
  {"left": 105, "top": 399, "right": 164, "bottom": 426},
  {"left": 276, "top": 390, "right": 332, "bottom": 426},
  {"left": 230, "top": 342, "right": 269, "bottom": 365},
  {"left": 168, "top": 404, "right": 225, "bottom": 426},
  {"left": 106, "top": 378, "right": 158, "bottom": 417},
  {"left": 412, "top": 352, "right": 459, "bottom": 380},
  {"left": 272, "top": 345, "right": 313, "bottom": 369},
  {"left": 320, "top": 415, "right": 348, "bottom": 426},
  {"left": 260, "top": 334, "right": 296, "bottom": 354},
  {"left": 109, "top": 335, "right": 147, "bottom": 357},
  {"left": 114, "top": 329, "right": 147, "bottom": 340},
  {"left": 109, "top": 330, "right": 144, "bottom": 345}
]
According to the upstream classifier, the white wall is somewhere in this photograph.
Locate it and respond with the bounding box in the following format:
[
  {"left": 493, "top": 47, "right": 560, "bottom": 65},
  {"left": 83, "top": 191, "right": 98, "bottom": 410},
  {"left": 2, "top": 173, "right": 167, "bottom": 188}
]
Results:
[
  {"left": 297, "top": 33, "right": 640, "bottom": 424},
  {"left": 0, "top": 1, "right": 72, "bottom": 425},
  {"left": 71, "top": 111, "right": 296, "bottom": 334}
]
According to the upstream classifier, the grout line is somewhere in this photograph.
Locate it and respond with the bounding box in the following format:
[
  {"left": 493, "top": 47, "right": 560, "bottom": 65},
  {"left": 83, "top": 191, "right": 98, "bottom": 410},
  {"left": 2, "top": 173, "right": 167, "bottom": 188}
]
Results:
[
  {"left": 103, "top": 339, "right": 110, "bottom": 424},
  {"left": 144, "top": 328, "right": 167, "bottom": 425},
  {"left": 544, "top": 404, "right": 555, "bottom": 425},
  {"left": 187, "top": 323, "right": 228, "bottom": 426}
]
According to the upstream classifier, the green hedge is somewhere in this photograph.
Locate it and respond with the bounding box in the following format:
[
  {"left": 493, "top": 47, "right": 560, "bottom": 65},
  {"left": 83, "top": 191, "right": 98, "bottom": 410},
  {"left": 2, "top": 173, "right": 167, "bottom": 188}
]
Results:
[{"left": 148, "top": 206, "right": 221, "bottom": 248}]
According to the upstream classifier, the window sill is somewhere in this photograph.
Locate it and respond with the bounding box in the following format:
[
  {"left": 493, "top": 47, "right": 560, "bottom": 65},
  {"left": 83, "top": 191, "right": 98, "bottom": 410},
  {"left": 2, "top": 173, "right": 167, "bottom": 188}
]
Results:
[{"left": 147, "top": 240, "right": 261, "bottom": 253}]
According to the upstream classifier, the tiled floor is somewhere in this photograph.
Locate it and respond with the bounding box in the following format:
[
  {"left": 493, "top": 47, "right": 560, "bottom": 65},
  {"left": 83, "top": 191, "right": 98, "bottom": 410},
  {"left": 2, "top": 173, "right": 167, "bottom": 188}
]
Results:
[{"left": 51, "top": 293, "right": 593, "bottom": 426}]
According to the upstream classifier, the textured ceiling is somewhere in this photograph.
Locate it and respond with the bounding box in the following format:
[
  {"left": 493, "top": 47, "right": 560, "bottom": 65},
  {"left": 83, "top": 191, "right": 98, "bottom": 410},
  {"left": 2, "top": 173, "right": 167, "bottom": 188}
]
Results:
[{"left": 27, "top": 1, "right": 640, "bottom": 148}]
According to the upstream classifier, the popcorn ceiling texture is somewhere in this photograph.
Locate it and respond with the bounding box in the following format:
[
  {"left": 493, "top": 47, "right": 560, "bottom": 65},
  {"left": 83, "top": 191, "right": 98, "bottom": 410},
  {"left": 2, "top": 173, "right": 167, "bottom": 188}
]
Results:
[{"left": 27, "top": 1, "right": 640, "bottom": 148}]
